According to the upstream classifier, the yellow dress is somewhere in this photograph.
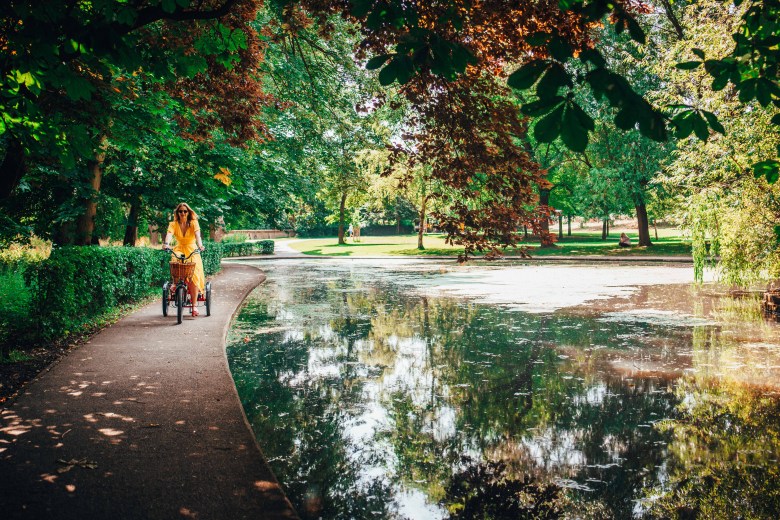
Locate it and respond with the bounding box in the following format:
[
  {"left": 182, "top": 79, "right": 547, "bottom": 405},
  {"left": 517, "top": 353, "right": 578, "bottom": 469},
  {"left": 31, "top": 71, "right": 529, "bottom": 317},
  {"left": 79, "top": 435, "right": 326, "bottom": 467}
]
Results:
[{"left": 167, "top": 219, "right": 206, "bottom": 292}]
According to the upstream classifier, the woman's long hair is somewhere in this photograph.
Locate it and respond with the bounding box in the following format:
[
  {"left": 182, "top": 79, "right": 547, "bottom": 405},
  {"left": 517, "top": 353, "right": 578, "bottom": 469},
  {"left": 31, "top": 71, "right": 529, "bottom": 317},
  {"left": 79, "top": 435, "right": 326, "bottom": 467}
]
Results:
[{"left": 173, "top": 202, "right": 198, "bottom": 224}]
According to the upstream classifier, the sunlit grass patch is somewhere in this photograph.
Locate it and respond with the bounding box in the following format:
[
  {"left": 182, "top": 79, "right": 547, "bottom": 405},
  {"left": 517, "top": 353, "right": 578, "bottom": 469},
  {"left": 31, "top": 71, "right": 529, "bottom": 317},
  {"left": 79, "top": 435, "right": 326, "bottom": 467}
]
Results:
[{"left": 287, "top": 232, "right": 691, "bottom": 258}]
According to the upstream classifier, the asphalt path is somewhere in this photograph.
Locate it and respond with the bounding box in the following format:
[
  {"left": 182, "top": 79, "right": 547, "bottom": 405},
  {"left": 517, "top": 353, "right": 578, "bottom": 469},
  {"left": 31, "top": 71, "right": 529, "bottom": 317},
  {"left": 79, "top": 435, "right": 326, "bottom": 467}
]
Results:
[{"left": 0, "top": 263, "right": 299, "bottom": 520}]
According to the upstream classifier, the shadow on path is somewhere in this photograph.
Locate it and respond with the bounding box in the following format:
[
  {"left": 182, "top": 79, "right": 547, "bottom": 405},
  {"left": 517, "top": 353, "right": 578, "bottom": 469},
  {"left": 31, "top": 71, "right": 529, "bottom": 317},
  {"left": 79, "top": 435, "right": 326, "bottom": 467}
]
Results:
[{"left": 0, "top": 263, "right": 298, "bottom": 520}]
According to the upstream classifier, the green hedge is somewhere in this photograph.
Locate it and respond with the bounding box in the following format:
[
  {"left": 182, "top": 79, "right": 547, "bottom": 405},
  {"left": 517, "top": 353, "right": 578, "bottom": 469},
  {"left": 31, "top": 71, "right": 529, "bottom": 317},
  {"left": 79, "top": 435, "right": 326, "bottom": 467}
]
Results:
[
  {"left": 25, "top": 247, "right": 169, "bottom": 340},
  {"left": 201, "top": 243, "right": 223, "bottom": 276},
  {"left": 7, "top": 240, "right": 270, "bottom": 345},
  {"left": 219, "top": 240, "right": 274, "bottom": 257}
]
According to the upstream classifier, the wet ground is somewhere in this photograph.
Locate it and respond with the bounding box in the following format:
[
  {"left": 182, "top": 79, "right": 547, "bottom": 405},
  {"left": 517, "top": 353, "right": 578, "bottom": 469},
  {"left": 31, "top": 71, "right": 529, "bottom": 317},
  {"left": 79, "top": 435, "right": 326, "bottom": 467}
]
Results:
[{"left": 227, "top": 259, "right": 780, "bottom": 519}]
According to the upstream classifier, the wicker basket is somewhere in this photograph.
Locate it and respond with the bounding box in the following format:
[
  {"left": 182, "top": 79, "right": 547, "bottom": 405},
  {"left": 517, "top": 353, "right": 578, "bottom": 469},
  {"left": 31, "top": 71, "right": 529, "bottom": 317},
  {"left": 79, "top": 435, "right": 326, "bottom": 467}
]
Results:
[{"left": 170, "top": 261, "right": 196, "bottom": 282}]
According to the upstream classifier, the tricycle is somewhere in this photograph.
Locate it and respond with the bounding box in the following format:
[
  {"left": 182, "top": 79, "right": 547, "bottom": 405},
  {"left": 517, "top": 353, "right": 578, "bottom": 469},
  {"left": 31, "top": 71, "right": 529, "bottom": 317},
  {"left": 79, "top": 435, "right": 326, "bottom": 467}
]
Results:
[{"left": 162, "top": 249, "right": 212, "bottom": 324}]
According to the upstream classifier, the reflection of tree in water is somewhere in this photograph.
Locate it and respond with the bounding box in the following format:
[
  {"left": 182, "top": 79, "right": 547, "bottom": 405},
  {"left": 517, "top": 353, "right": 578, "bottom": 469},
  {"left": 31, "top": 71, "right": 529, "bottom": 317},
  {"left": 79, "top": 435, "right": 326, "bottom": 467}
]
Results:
[
  {"left": 445, "top": 457, "right": 563, "bottom": 519},
  {"left": 228, "top": 265, "right": 780, "bottom": 519},
  {"left": 642, "top": 378, "right": 780, "bottom": 519},
  {"left": 229, "top": 291, "right": 395, "bottom": 519},
  {"left": 385, "top": 301, "right": 679, "bottom": 517}
]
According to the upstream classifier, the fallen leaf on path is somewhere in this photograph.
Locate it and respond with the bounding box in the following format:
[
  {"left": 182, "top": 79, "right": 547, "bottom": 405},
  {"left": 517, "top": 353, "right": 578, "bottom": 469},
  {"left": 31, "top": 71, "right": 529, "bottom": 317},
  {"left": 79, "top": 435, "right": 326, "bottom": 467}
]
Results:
[{"left": 57, "top": 458, "right": 98, "bottom": 473}]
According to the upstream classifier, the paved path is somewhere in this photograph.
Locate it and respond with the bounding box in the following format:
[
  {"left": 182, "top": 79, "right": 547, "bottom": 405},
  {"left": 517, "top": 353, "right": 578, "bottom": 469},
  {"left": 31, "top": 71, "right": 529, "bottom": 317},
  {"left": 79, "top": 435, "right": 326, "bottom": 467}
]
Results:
[{"left": 0, "top": 264, "right": 299, "bottom": 520}]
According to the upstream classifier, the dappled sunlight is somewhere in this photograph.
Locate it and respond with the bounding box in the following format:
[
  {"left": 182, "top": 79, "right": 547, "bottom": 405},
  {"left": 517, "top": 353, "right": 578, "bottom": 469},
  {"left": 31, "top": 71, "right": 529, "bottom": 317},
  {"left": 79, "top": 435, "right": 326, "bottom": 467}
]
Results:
[
  {"left": 98, "top": 428, "right": 125, "bottom": 437},
  {"left": 178, "top": 507, "right": 199, "bottom": 518},
  {"left": 254, "top": 480, "right": 283, "bottom": 492}
]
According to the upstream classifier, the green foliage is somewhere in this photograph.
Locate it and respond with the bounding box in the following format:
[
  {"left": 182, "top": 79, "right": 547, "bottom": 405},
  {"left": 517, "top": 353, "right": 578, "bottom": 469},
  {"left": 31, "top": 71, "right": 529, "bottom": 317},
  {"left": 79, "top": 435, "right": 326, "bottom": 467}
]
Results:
[
  {"left": 219, "top": 240, "right": 274, "bottom": 257},
  {"left": 25, "top": 246, "right": 167, "bottom": 340},
  {"left": 651, "top": 0, "right": 780, "bottom": 285},
  {"left": 692, "top": 0, "right": 780, "bottom": 182},
  {"left": 687, "top": 195, "right": 720, "bottom": 284},
  {"left": 200, "top": 243, "right": 224, "bottom": 276},
  {"left": 0, "top": 268, "right": 34, "bottom": 349}
]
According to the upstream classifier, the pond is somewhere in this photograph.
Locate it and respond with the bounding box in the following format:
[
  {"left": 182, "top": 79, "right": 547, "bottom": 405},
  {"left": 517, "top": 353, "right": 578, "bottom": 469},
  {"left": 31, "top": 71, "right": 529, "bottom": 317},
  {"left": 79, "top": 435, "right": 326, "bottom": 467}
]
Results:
[{"left": 226, "top": 259, "right": 780, "bottom": 519}]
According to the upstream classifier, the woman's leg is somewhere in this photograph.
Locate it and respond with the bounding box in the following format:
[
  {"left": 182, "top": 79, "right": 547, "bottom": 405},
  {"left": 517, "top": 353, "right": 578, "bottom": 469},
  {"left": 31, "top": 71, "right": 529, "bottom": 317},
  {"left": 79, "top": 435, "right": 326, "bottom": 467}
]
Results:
[{"left": 187, "top": 280, "right": 199, "bottom": 315}]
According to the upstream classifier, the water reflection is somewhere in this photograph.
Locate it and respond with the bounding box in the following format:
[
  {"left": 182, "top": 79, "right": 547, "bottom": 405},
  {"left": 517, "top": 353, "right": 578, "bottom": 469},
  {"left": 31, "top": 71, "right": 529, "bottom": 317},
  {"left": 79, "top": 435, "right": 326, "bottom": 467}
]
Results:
[{"left": 227, "top": 260, "right": 780, "bottom": 519}]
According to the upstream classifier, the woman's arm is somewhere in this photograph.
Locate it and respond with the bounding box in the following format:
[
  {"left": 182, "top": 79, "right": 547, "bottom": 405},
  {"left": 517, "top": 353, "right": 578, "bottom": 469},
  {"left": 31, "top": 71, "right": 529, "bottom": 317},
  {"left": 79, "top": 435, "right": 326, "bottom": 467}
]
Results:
[
  {"left": 195, "top": 230, "right": 204, "bottom": 250},
  {"left": 163, "top": 232, "right": 173, "bottom": 248}
]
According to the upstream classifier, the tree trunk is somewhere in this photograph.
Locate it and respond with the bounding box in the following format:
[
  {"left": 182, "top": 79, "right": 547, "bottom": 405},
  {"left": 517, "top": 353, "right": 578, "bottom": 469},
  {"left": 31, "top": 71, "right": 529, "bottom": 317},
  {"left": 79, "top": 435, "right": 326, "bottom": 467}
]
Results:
[
  {"left": 602, "top": 218, "right": 608, "bottom": 240},
  {"left": 653, "top": 218, "right": 658, "bottom": 240},
  {"left": 567, "top": 215, "right": 572, "bottom": 236},
  {"left": 396, "top": 196, "right": 401, "bottom": 235},
  {"left": 538, "top": 188, "right": 555, "bottom": 247},
  {"left": 338, "top": 192, "right": 347, "bottom": 245},
  {"left": 123, "top": 197, "right": 141, "bottom": 246},
  {"left": 75, "top": 144, "right": 107, "bottom": 246},
  {"left": 660, "top": 0, "right": 685, "bottom": 40},
  {"left": 417, "top": 195, "right": 428, "bottom": 250},
  {"left": 0, "top": 138, "right": 26, "bottom": 200},
  {"left": 636, "top": 202, "right": 653, "bottom": 246},
  {"left": 149, "top": 223, "right": 160, "bottom": 245},
  {"left": 558, "top": 214, "right": 563, "bottom": 240}
]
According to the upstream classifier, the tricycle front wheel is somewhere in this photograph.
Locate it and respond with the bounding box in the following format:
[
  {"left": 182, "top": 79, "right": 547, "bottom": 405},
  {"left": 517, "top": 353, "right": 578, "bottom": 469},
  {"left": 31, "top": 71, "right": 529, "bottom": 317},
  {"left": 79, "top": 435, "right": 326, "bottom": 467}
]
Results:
[
  {"left": 162, "top": 281, "right": 170, "bottom": 317},
  {"left": 175, "top": 285, "right": 186, "bottom": 324},
  {"left": 205, "top": 282, "right": 212, "bottom": 317}
]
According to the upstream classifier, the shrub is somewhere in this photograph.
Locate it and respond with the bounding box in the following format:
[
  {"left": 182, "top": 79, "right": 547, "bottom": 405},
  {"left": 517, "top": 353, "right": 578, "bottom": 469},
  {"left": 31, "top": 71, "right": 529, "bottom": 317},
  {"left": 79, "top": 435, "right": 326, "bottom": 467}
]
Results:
[
  {"left": 0, "top": 267, "right": 33, "bottom": 357},
  {"left": 25, "top": 246, "right": 167, "bottom": 340},
  {"left": 258, "top": 240, "right": 274, "bottom": 254},
  {"left": 201, "top": 242, "right": 223, "bottom": 276},
  {"left": 219, "top": 240, "right": 274, "bottom": 257},
  {"left": 6, "top": 243, "right": 232, "bottom": 345}
]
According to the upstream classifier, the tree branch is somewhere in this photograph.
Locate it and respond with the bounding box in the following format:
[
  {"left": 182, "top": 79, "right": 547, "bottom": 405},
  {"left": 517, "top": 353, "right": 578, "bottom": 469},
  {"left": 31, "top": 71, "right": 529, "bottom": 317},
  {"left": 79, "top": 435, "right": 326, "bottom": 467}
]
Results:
[
  {"left": 660, "top": 0, "right": 685, "bottom": 41},
  {"left": 128, "top": 0, "right": 240, "bottom": 34}
]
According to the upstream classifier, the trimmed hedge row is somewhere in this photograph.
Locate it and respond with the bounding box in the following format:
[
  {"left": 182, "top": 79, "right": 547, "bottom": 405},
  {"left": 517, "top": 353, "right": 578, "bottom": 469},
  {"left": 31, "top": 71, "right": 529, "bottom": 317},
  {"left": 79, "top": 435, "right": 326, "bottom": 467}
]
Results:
[
  {"left": 22, "top": 241, "right": 273, "bottom": 341},
  {"left": 219, "top": 240, "right": 274, "bottom": 257},
  {"left": 25, "top": 247, "right": 168, "bottom": 340}
]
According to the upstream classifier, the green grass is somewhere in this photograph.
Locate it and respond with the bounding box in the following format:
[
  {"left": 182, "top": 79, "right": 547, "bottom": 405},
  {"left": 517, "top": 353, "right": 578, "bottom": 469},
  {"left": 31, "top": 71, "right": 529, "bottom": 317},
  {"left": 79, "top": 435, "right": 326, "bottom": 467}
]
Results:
[
  {"left": 0, "top": 350, "right": 33, "bottom": 363},
  {"left": 286, "top": 231, "right": 692, "bottom": 258}
]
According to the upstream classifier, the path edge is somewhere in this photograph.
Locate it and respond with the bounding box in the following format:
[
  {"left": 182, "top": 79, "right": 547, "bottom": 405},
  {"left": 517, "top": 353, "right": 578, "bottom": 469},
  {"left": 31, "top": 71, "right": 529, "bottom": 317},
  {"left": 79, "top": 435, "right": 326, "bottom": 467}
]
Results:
[{"left": 218, "top": 262, "right": 300, "bottom": 518}]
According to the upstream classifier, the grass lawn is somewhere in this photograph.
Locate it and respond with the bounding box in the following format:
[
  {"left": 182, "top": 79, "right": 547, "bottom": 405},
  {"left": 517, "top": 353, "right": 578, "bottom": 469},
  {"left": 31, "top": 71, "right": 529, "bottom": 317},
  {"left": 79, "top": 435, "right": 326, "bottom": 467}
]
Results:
[{"left": 284, "top": 231, "right": 692, "bottom": 258}]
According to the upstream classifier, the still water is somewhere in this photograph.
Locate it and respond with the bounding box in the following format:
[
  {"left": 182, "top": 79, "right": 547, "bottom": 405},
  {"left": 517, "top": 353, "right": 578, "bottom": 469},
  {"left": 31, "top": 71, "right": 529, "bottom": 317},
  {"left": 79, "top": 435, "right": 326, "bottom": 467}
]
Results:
[{"left": 226, "top": 260, "right": 780, "bottom": 519}]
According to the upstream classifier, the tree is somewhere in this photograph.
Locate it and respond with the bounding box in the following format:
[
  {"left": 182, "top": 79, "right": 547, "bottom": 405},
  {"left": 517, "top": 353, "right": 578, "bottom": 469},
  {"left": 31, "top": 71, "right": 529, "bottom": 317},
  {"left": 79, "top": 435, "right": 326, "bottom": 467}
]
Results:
[
  {"left": 1, "top": 0, "right": 273, "bottom": 244},
  {"left": 649, "top": 0, "right": 780, "bottom": 283}
]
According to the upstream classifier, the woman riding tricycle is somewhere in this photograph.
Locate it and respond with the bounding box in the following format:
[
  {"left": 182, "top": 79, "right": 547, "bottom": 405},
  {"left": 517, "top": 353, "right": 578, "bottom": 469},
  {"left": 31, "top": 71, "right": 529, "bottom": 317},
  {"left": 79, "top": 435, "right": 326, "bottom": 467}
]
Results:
[{"left": 162, "top": 203, "right": 211, "bottom": 323}]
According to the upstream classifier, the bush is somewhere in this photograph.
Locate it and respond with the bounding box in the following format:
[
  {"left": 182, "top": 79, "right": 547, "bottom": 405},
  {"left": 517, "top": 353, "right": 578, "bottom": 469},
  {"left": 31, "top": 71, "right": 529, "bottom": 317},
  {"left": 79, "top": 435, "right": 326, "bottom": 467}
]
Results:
[
  {"left": 259, "top": 240, "right": 274, "bottom": 254},
  {"left": 219, "top": 240, "right": 274, "bottom": 257},
  {"left": 0, "top": 267, "right": 33, "bottom": 354},
  {"left": 5, "top": 242, "right": 235, "bottom": 346},
  {"left": 201, "top": 242, "right": 223, "bottom": 276},
  {"left": 25, "top": 246, "right": 167, "bottom": 340}
]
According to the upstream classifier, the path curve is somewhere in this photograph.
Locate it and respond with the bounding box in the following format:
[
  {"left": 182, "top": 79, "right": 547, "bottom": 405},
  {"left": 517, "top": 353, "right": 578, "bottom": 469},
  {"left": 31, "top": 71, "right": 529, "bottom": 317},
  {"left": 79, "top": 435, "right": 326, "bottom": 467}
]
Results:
[{"left": 0, "top": 263, "right": 299, "bottom": 520}]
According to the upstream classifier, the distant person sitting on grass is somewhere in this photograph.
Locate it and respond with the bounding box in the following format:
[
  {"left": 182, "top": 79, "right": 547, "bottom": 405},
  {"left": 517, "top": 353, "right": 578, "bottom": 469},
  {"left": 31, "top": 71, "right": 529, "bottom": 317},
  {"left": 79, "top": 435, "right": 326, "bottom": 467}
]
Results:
[{"left": 619, "top": 232, "right": 631, "bottom": 248}]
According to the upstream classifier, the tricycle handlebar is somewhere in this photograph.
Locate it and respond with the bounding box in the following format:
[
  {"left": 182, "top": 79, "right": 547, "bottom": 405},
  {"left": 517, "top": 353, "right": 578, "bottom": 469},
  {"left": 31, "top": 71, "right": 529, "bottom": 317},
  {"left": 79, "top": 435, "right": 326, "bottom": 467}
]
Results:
[{"left": 164, "top": 248, "right": 201, "bottom": 262}]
